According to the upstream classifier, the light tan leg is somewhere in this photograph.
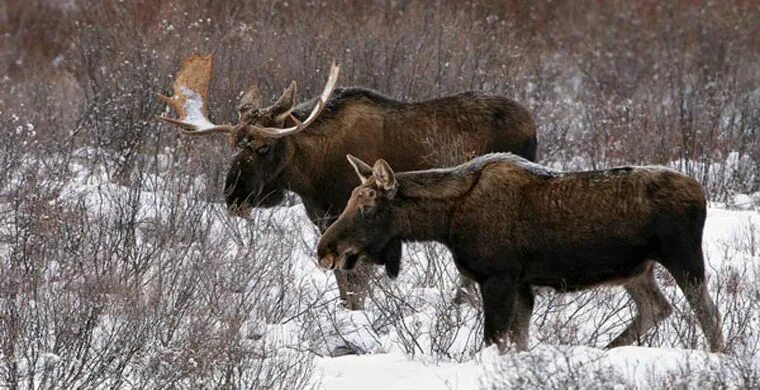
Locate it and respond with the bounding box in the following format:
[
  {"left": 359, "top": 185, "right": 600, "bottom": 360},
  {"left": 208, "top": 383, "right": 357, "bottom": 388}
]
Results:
[
  {"left": 334, "top": 260, "right": 374, "bottom": 310},
  {"left": 679, "top": 280, "right": 726, "bottom": 352},
  {"left": 656, "top": 234, "right": 726, "bottom": 353},
  {"left": 607, "top": 263, "right": 673, "bottom": 348}
]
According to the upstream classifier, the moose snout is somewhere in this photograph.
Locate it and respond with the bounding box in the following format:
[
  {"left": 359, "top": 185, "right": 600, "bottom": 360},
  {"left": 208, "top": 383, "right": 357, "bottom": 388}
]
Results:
[
  {"left": 224, "top": 181, "right": 259, "bottom": 218},
  {"left": 317, "top": 240, "right": 337, "bottom": 270},
  {"left": 317, "top": 244, "right": 359, "bottom": 271},
  {"left": 318, "top": 253, "right": 337, "bottom": 270}
]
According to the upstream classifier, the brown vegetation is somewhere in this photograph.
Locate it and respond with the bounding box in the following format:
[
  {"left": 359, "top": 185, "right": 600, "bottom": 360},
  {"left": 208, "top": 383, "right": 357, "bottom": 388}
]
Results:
[{"left": 3, "top": 1, "right": 759, "bottom": 200}]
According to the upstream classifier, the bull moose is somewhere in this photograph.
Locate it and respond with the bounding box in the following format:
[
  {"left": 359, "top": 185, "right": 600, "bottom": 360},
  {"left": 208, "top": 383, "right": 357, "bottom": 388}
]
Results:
[
  {"left": 317, "top": 153, "right": 726, "bottom": 352},
  {"left": 157, "top": 54, "right": 537, "bottom": 310}
]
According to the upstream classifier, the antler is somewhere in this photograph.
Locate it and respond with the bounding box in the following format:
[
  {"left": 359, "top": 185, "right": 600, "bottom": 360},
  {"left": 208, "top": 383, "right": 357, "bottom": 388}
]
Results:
[
  {"left": 251, "top": 62, "right": 340, "bottom": 138},
  {"left": 156, "top": 54, "right": 234, "bottom": 135}
]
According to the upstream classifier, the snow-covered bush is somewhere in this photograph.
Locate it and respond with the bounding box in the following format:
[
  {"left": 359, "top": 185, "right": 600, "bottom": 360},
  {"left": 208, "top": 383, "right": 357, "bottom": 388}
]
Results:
[{"left": 0, "top": 144, "right": 320, "bottom": 388}]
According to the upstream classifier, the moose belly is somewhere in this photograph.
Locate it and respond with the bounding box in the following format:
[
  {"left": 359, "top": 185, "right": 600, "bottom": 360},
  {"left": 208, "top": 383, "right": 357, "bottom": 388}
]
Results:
[{"left": 522, "top": 241, "right": 655, "bottom": 292}]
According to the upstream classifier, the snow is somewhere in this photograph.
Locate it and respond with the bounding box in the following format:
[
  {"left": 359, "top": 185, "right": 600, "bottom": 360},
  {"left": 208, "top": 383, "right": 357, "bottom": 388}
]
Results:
[
  {"left": 316, "top": 344, "right": 739, "bottom": 389},
  {"left": 731, "top": 193, "right": 754, "bottom": 210},
  {"left": 317, "top": 352, "right": 481, "bottom": 390},
  {"left": 5, "top": 150, "right": 759, "bottom": 388},
  {"left": 179, "top": 86, "right": 215, "bottom": 130},
  {"left": 41, "top": 353, "right": 62, "bottom": 366}
]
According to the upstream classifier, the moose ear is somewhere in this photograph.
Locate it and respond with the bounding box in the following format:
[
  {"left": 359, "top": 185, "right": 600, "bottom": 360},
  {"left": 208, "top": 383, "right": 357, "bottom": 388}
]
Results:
[
  {"left": 346, "top": 154, "right": 373, "bottom": 184},
  {"left": 273, "top": 80, "right": 297, "bottom": 110},
  {"left": 372, "top": 159, "right": 397, "bottom": 197},
  {"left": 239, "top": 84, "right": 262, "bottom": 108}
]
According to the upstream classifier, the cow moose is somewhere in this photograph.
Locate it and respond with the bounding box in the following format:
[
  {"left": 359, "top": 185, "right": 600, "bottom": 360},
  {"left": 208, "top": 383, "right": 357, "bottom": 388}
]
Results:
[
  {"left": 317, "top": 153, "right": 726, "bottom": 352},
  {"left": 157, "top": 54, "right": 537, "bottom": 310}
]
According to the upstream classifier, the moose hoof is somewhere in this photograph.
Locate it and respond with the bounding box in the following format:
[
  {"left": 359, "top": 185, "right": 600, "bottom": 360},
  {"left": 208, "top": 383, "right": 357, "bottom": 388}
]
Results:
[{"left": 330, "top": 344, "right": 363, "bottom": 357}]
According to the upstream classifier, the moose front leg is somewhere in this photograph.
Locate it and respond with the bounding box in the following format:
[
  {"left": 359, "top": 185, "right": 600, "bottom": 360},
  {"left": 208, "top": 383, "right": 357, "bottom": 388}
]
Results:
[
  {"left": 509, "top": 284, "right": 535, "bottom": 352},
  {"left": 479, "top": 275, "right": 518, "bottom": 351}
]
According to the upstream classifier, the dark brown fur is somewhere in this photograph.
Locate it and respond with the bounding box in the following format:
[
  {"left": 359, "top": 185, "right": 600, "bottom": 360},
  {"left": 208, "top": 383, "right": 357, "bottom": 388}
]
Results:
[
  {"left": 227, "top": 87, "right": 537, "bottom": 309},
  {"left": 318, "top": 153, "right": 726, "bottom": 352}
]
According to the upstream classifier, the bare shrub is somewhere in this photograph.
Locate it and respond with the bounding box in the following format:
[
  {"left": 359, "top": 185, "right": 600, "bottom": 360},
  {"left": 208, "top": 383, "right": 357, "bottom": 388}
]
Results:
[
  {"left": 0, "top": 141, "right": 318, "bottom": 387},
  {"left": 354, "top": 243, "right": 482, "bottom": 362},
  {"left": 485, "top": 344, "right": 759, "bottom": 390}
]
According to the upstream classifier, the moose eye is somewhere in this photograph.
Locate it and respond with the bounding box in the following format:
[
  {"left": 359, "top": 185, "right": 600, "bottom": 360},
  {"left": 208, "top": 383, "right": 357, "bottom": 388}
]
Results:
[
  {"left": 363, "top": 189, "right": 376, "bottom": 199},
  {"left": 256, "top": 144, "right": 271, "bottom": 155},
  {"left": 359, "top": 204, "right": 375, "bottom": 219},
  {"left": 237, "top": 138, "right": 251, "bottom": 148}
]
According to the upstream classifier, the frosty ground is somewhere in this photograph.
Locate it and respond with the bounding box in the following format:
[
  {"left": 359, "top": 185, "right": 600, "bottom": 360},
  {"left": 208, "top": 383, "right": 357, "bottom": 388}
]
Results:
[
  {"left": 5, "top": 150, "right": 754, "bottom": 389},
  {"left": 315, "top": 207, "right": 760, "bottom": 390}
]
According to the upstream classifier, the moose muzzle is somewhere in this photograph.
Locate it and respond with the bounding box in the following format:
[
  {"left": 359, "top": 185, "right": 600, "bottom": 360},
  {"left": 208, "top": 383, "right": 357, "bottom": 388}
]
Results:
[{"left": 317, "top": 246, "right": 361, "bottom": 271}]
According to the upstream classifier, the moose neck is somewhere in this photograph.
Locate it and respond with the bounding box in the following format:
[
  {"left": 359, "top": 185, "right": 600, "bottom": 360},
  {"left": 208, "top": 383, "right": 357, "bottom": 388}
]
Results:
[
  {"left": 279, "top": 120, "right": 372, "bottom": 215},
  {"left": 388, "top": 161, "right": 485, "bottom": 246},
  {"left": 392, "top": 197, "right": 455, "bottom": 245},
  {"left": 279, "top": 136, "right": 321, "bottom": 198}
]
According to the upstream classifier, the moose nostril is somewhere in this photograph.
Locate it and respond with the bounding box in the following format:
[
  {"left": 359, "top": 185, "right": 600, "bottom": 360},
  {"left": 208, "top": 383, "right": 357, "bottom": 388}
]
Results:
[
  {"left": 319, "top": 253, "right": 336, "bottom": 270},
  {"left": 340, "top": 247, "right": 357, "bottom": 258}
]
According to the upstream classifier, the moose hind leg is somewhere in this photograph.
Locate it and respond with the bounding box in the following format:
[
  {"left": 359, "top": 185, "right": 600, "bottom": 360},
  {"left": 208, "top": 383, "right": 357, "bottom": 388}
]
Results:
[
  {"left": 666, "top": 261, "right": 726, "bottom": 352},
  {"left": 658, "top": 232, "right": 726, "bottom": 352},
  {"left": 607, "top": 262, "right": 672, "bottom": 349},
  {"left": 680, "top": 280, "right": 725, "bottom": 353}
]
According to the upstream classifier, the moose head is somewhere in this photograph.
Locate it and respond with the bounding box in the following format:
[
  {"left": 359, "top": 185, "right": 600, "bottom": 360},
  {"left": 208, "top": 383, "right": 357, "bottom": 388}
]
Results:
[
  {"left": 317, "top": 155, "right": 399, "bottom": 271},
  {"left": 156, "top": 54, "right": 340, "bottom": 216}
]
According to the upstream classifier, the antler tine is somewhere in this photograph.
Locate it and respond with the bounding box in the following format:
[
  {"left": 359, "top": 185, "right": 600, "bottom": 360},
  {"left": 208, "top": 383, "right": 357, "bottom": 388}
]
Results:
[
  {"left": 251, "top": 62, "right": 340, "bottom": 138},
  {"left": 155, "top": 54, "right": 234, "bottom": 136},
  {"left": 288, "top": 112, "right": 303, "bottom": 127}
]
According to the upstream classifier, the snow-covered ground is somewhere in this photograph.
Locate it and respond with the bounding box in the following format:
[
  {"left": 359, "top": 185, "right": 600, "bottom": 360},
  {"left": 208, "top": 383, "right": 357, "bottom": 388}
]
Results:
[
  {"left": 314, "top": 208, "right": 760, "bottom": 390},
  {"left": 2, "top": 152, "right": 759, "bottom": 389}
]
